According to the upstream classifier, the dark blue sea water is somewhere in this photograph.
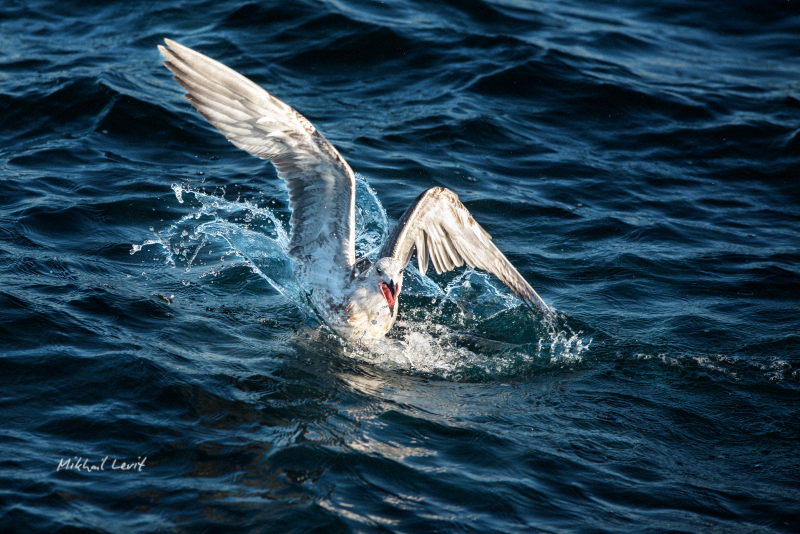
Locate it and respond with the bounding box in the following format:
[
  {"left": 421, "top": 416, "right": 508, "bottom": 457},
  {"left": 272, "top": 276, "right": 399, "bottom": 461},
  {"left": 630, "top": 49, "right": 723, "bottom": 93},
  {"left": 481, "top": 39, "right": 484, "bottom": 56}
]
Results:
[{"left": 2, "top": 0, "right": 799, "bottom": 532}]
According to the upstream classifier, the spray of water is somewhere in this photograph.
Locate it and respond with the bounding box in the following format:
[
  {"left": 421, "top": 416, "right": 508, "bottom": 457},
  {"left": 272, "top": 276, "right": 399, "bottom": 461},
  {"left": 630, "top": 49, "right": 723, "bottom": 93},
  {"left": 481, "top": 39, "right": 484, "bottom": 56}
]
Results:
[{"left": 133, "top": 175, "right": 591, "bottom": 378}]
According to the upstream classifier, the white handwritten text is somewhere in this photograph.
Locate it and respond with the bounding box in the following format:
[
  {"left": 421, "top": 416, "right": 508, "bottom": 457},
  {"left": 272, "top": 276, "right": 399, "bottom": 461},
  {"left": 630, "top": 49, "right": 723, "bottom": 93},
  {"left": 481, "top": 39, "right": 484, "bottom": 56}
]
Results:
[{"left": 56, "top": 456, "right": 147, "bottom": 473}]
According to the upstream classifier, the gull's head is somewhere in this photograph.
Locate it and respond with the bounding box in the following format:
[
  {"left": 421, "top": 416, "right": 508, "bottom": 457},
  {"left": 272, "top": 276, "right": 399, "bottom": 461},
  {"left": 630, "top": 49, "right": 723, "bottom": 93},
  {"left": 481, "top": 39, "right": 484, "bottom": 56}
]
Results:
[{"left": 371, "top": 257, "right": 404, "bottom": 308}]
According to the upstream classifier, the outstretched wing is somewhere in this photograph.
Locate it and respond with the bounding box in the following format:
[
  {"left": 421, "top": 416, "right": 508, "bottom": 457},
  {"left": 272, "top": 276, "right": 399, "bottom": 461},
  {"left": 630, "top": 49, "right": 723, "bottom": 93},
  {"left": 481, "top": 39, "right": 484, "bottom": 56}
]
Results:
[
  {"left": 159, "top": 39, "right": 356, "bottom": 274},
  {"left": 379, "top": 187, "right": 552, "bottom": 316}
]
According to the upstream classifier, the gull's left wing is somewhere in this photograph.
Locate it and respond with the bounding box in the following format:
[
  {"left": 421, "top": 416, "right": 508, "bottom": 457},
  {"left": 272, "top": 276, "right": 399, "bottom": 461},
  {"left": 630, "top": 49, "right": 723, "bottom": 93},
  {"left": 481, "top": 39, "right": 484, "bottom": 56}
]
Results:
[{"left": 379, "top": 187, "right": 553, "bottom": 317}]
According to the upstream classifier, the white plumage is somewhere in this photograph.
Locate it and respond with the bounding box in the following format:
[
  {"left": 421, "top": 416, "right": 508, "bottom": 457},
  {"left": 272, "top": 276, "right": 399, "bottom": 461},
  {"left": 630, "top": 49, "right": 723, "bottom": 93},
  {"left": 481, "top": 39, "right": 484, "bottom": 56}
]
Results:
[{"left": 159, "top": 39, "right": 552, "bottom": 340}]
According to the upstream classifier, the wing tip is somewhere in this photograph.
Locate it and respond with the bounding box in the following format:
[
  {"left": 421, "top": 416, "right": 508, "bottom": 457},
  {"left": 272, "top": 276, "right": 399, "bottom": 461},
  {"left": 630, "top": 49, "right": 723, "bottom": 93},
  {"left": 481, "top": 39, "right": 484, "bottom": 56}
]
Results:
[
  {"left": 524, "top": 291, "right": 554, "bottom": 319},
  {"left": 158, "top": 39, "right": 181, "bottom": 59}
]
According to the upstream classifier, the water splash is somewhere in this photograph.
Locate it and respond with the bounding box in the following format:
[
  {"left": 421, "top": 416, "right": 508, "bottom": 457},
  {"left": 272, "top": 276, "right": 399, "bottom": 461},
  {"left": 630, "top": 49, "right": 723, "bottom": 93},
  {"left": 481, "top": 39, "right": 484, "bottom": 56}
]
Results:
[
  {"left": 336, "top": 307, "right": 590, "bottom": 381},
  {"left": 634, "top": 351, "right": 799, "bottom": 383},
  {"left": 134, "top": 175, "right": 591, "bottom": 377}
]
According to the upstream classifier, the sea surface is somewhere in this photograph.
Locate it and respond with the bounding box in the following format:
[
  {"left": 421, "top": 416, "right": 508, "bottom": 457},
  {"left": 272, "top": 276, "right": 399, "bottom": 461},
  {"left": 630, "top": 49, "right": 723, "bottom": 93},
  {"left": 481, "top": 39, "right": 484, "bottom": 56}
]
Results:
[{"left": 1, "top": 0, "right": 799, "bottom": 532}]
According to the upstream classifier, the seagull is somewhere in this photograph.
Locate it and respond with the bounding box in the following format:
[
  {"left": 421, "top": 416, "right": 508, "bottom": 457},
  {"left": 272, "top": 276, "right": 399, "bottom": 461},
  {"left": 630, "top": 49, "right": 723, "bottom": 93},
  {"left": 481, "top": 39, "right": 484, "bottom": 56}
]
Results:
[{"left": 158, "top": 39, "right": 553, "bottom": 341}]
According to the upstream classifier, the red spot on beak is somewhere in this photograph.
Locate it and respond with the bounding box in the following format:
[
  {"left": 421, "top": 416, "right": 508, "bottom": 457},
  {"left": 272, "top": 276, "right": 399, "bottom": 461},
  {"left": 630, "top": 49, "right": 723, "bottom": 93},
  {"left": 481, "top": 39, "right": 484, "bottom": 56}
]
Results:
[{"left": 380, "top": 280, "right": 396, "bottom": 307}]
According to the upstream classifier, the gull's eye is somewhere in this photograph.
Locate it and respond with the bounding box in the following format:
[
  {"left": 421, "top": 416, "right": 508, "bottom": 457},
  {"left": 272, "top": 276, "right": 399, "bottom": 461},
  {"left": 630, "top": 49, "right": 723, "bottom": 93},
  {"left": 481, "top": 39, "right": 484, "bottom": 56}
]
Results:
[{"left": 376, "top": 267, "right": 382, "bottom": 274}]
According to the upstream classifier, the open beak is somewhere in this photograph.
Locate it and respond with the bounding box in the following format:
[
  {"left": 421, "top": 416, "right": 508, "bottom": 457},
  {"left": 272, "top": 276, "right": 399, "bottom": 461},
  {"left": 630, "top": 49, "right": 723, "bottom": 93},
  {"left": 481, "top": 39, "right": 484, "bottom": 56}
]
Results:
[{"left": 379, "top": 280, "right": 398, "bottom": 307}]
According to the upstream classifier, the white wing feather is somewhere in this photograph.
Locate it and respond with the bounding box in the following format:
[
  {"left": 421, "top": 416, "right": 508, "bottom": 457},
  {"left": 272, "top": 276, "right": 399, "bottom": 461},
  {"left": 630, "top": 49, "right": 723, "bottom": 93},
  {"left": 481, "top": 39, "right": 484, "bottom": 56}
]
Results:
[
  {"left": 159, "top": 39, "right": 356, "bottom": 279},
  {"left": 380, "top": 187, "right": 553, "bottom": 316}
]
